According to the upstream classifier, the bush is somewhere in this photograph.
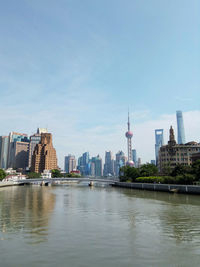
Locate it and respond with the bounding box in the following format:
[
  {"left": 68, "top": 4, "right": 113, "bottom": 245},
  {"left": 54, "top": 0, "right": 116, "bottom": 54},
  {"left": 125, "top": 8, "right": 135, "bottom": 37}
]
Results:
[
  {"left": 0, "top": 169, "right": 6, "bottom": 181},
  {"left": 135, "top": 176, "right": 164, "bottom": 183}
]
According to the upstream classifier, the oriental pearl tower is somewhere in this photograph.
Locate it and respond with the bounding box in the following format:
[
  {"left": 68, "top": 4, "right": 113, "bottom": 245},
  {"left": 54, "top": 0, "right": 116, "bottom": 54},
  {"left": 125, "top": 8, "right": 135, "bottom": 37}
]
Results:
[{"left": 125, "top": 112, "right": 134, "bottom": 166}]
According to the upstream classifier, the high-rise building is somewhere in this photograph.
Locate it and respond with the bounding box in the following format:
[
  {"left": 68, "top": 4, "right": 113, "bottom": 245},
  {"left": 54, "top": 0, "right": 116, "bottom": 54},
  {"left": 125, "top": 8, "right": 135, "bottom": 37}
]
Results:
[
  {"left": 13, "top": 141, "right": 29, "bottom": 169},
  {"left": 77, "top": 152, "right": 90, "bottom": 176},
  {"left": 125, "top": 112, "right": 134, "bottom": 165},
  {"left": 0, "top": 136, "right": 9, "bottom": 169},
  {"left": 176, "top": 110, "right": 186, "bottom": 144},
  {"left": 155, "top": 129, "right": 164, "bottom": 166},
  {"left": 132, "top": 149, "right": 137, "bottom": 166},
  {"left": 64, "top": 155, "right": 76, "bottom": 173},
  {"left": 103, "top": 151, "right": 114, "bottom": 176},
  {"left": 31, "top": 133, "right": 57, "bottom": 173},
  {"left": 90, "top": 155, "right": 102, "bottom": 177},
  {"left": 28, "top": 128, "right": 48, "bottom": 168},
  {"left": 7, "top": 132, "right": 29, "bottom": 168},
  {"left": 115, "top": 151, "right": 126, "bottom": 176}
]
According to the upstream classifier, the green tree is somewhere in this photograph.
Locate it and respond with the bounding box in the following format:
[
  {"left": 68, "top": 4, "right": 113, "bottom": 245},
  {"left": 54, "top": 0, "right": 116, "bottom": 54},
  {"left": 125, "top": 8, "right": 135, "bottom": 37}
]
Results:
[
  {"left": 0, "top": 169, "right": 6, "bottom": 181},
  {"left": 51, "top": 169, "right": 62, "bottom": 178},
  {"left": 171, "top": 164, "right": 191, "bottom": 177},
  {"left": 27, "top": 172, "right": 41, "bottom": 179},
  {"left": 139, "top": 164, "right": 158, "bottom": 177},
  {"left": 120, "top": 166, "right": 140, "bottom": 182},
  {"left": 191, "top": 160, "right": 200, "bottom": 180}
]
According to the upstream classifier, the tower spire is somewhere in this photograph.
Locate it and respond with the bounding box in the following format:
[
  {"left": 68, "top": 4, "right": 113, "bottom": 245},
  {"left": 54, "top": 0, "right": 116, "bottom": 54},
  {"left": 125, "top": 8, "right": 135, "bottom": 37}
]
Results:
[{"left": 128, "top": 110, "right": 130, "bottom": 131}]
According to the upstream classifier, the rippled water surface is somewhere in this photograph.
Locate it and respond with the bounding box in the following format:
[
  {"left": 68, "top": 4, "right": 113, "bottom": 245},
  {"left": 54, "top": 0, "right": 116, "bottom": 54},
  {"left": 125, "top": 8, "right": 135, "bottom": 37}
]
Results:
[{"left": 1, "top": 185, "right": 200, "bottom": 266}]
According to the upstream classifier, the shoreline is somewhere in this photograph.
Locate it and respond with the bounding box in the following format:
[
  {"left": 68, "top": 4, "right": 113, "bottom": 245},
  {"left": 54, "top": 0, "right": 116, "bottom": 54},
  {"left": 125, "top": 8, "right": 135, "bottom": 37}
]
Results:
[{"left": 113, "top": 181, "right": 200, "bottom": 195}]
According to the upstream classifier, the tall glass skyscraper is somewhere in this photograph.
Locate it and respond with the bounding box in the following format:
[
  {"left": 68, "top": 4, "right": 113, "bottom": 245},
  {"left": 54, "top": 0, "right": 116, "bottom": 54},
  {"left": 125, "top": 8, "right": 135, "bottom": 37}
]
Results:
[
  {"left": 176, "top": 110, "right": 186, "bottom": 144},
  {"left": 155, "top": 129, "right": 164, "bottom": 165}
]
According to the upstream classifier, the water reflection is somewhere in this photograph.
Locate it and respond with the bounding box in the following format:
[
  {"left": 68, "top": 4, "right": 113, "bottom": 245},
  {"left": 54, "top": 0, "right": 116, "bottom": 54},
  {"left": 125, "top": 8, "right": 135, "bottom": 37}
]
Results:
[
  {"left": 120, "top": 188, "right": 200, "bottom": 243},
  {"left": 0, "top": 186, "right": 55, "bottom": 243}
]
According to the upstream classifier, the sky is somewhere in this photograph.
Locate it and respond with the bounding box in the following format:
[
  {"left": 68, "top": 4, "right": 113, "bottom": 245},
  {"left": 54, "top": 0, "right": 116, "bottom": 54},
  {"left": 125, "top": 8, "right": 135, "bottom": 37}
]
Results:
[{"left": 0, "top": 0, "right": 199, "bottom": 168}]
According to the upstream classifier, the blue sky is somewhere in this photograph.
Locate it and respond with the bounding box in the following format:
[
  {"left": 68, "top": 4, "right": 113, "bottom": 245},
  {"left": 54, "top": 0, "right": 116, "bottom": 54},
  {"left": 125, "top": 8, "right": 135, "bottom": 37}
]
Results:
[{"left": 0, "top": 0, "right": 199, "bottom": 167}]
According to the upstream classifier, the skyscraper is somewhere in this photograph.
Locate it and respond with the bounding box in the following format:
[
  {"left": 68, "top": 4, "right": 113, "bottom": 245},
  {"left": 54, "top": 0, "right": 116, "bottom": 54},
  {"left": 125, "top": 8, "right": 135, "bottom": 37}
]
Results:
[
  {"left": 90, "top": 155, "right": 102, "bottom": 177},
  {"left": 7, "top": 132, "right": 29, "bottom": 168},
  {"left": 103, "top": 151, "right": 114, "bottom": 176},
  {"left": 64, "top": 155, "right": 76, "bottom": 173},
  {"left": 31, "top": 133, "right": 57, "bottom": 173},
  {"left": 125, "top": 112, "right": 134, "bottom": 165},
  {"left": 155, "top": 129, "right": 164, "bottom": 166},
  {"left": 115, "top": 151, "right": 126, "bottom": 176},
  {"left": 176, "top": 110, "right": 186, "bottom": 144},
  {"left": 132, "top": 149, "right": 137, "bottom": 166},
  {"left": 13, "top": 141, "right": 29, "bottom": 169},
  {"left": 28, "top": 128, "right": 48, "bottom": 168},
  {"left": 0, "top": 136, "right": 9, "bottom": 169}
]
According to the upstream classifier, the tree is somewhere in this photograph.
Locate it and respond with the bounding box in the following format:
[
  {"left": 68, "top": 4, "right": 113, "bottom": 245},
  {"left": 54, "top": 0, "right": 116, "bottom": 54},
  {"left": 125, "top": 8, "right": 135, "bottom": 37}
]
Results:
[
  {"left": 0, "top": 169, "right": 6, "bottom": 181},
  {"left": 119, "top": 166, "right": 140, "bottom": 182},
  {"left": 171, "top": 164, "right": 191, "bottom": 177},
  {"left": 51, "top": 169, "right": 62, "bottom": 178},
  {"left": 139, "top": 164, "right": 158, "bottom": 177},
  {"left": 27, "top": 172, "right": 41, "bottom": 179},
  {"left": 191, "top": 160, "right": 200, "bottom": 180}
]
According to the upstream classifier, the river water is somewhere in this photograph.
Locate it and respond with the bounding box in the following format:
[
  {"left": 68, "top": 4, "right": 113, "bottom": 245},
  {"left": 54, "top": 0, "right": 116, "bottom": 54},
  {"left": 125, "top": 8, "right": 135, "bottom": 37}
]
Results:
[{"left": 1, "top": 184, "right": 200, "bottom": 267}]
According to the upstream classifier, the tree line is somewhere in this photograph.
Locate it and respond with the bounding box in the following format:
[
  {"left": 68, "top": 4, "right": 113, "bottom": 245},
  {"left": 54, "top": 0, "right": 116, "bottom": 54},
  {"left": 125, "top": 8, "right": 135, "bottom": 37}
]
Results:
[{"left": 120, "top": 160, "right": 200, "bottom": 185}]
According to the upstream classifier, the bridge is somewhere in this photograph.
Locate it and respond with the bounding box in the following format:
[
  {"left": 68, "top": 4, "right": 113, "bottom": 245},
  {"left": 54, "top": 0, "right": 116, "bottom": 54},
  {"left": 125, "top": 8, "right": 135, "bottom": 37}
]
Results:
[{"left": 16, "top": 177, "right": 119, "bottom": 186}]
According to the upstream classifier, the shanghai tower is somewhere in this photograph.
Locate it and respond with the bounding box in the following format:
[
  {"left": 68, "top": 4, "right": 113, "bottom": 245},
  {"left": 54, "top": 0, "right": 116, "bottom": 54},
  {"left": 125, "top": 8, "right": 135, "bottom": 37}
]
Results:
[{"left": 176, "top": 110, "right": 186, "bottom": 144}]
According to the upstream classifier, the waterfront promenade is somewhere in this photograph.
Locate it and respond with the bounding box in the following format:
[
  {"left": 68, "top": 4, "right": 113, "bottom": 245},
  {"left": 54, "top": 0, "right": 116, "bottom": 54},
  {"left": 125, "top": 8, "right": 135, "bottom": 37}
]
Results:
[{"left": 2, "top": 177, "right": 200, "bottom": 195}]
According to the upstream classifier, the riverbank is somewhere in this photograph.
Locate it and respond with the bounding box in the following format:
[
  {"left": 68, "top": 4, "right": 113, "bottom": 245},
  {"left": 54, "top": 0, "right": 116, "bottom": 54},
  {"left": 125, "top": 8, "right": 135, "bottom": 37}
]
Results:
[
  {"left": 0, "top": 181, "right": 16, "bottom": 187},
  {"left": 113, "top": 181, "right": 200, "bottom": 195}
]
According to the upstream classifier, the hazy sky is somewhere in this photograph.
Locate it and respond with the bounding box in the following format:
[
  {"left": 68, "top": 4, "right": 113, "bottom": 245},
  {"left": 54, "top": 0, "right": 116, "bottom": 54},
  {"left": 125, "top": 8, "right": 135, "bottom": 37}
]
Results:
[{"left": 0, "top": 0, "right": 199, "bottom": 167}]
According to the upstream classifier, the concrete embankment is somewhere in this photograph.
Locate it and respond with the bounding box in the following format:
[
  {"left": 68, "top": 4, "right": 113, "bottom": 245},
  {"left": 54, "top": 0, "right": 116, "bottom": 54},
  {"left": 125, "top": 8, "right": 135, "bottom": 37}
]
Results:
[
  {"left": 113, "top": 182, "right": 200, "bottom": 195},
  {"left": 0, "top": 181, "right": 16, "bottom": 187}
]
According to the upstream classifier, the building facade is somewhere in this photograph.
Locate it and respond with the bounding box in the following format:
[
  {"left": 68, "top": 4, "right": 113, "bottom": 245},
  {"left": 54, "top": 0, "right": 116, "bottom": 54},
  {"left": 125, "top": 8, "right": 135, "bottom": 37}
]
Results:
[
  {"left": 176, "top": 110, "right": 186, "bottom": 144},
  {"left": 13, "top": 141, "right": 29, "bottom": 169},
  {"left": 31, "top": 133, "right": 58, "bottom": 173},
  {"left": 159, "top": 126, "right": 200, "bottom": 173}
]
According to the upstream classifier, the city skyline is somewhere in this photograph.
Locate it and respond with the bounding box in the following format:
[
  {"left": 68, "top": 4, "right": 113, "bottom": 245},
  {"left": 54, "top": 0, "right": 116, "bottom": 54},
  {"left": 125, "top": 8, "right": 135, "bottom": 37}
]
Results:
[
  {"left": 0, "top": 1, "right": 199, "bottom": 168},
  {"left": 0, "top": 110, "right": 200, "bottom": 169}
]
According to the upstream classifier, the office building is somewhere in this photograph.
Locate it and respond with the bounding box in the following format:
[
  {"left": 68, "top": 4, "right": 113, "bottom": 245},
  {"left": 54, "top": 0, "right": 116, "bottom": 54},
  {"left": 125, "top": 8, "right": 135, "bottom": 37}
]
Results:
[
  {"left": 13, "top": 141, "right": 29, "bottom": 169},
  {"left": 159, "top": 126, "right": 200, "bottom": 173},
  {"left": 28, "top": 128, "right": 48, "bottom": 168},
  {"left": 91, "top": 155, "right": 102, "bottom": 177},
  {"left": 7, "top": 132, "right": 29, "bottom": 168},
  {"left": 115, "top": 151, "right": 126, "bottom": 176},
  {"left": 64, "top": 155, "right": 76, "bottom": 173},
  {"left": 103, "top": 151, "right": 114, "bottom": 176},
  {"left": 176, "top": 110, "right": 186, "bottom": 144},
  {"left": 31, "top": 133, "right": 58, "bottom": 173},
  {"left": 77, "top": 152, "right": 90, "bottom": 176},
  {"left": 132, "top": 149, "right": 137, "bottom": 166},
  {"left": 155, "top": 129, "right": 164, "bottom": 166}
]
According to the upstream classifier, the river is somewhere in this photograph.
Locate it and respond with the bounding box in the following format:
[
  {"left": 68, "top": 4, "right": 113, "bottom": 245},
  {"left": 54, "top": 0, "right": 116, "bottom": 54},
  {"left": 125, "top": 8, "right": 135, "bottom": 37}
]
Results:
[{"left": 1, "top": 184, "right": 200, "bottom": 266}]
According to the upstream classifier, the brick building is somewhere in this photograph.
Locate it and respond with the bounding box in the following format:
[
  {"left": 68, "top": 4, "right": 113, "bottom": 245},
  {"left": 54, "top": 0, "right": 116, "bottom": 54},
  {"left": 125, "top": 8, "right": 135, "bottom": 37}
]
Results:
[{"left": 31, "top": 133, "right": 57, "bottom": 173}]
